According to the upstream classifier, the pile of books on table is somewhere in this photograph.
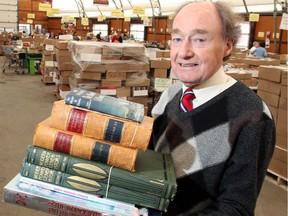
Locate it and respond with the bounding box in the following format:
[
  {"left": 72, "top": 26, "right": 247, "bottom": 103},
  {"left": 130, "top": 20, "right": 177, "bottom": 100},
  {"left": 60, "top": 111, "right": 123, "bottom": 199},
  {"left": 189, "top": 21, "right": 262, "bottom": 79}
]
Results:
[{"left": 3, "top": 88, "right": 177, "bottom": 216}]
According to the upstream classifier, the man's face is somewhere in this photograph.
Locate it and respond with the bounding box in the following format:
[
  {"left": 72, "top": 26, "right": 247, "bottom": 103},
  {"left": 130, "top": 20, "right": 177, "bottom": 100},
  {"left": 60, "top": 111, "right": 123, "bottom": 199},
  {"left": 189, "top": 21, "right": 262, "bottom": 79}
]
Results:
[{"left": 170, "top": 3, "right": 233, "bottom": 87}]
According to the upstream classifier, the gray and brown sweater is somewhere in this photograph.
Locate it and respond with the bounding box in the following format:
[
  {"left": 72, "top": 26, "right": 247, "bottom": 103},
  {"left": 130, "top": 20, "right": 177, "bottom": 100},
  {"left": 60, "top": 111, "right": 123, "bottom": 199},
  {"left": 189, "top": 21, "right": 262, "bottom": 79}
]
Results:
[{"left": 151, "top": 81, "right": 276, "bottom": 216}]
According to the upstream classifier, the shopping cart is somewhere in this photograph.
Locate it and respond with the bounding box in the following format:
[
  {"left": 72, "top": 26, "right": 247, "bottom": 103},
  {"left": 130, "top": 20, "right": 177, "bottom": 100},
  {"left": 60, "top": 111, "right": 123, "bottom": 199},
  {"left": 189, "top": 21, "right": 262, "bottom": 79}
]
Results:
[{"left": 2, "top": 45, "right": 26, "bottom": 74}]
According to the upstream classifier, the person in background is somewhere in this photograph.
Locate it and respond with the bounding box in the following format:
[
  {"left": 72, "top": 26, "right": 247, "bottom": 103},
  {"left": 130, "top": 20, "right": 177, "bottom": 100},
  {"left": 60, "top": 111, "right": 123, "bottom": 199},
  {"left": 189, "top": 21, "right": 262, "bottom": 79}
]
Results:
[
  {"left": 150, "top": 1, "right": 275, "bottom": 215},
  {"left": 118, "top": 33, "right": 123, "bottom": 43},
  {"left": 122, "top": 33, "right": 128, "bottom": 40},
  {"left": 49, "top": 31, "right": 55, "bottom": 39},
  {"left": 253, "top": 41, "right": 268, "bottom": 58},
  {"left": 96, "top": 32, "right": 102, "bottom": 41},
  {"left": 130, "top": 34, "right": 135, "bottom": 40},
  {"left": 111, "top": 32, "right": 119, "bottom": 42},
  {"left": 72, "top": 31, "right": 80, "bottom": 41},
  {"left": 249, "top": 41, "right": 259, "bottom": 55}
]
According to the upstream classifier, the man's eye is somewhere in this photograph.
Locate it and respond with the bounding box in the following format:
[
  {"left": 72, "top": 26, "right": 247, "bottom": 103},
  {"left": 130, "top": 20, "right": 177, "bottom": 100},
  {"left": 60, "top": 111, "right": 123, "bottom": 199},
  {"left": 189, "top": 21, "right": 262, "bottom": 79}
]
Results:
[
  {"left": 192, "top": 38, "right": 206, "bottom": 43},
  {"left": 172, "top": 38, "right": 182, "bottom": 42}
]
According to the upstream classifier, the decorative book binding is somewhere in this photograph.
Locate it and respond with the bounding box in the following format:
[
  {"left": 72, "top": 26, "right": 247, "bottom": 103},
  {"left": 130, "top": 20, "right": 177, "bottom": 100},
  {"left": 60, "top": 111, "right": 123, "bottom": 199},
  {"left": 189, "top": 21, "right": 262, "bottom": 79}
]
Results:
[
  {"left": 33, "top": 118, "right": 138, "bottom": 172},
  {"left": 49, "top": 100, "right": 153, "bottom": 151}
]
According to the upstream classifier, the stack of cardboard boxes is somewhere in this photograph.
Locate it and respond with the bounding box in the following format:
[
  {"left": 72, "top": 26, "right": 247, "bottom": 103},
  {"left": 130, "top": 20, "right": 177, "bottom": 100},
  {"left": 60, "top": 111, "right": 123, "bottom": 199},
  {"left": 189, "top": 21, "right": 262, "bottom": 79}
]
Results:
[
  {"left": 257, "top": 65, "right": 288, "bottom": 183},
  {"left": 41, "top": 39, "right": 57, "bottom": 84},
  {"left": 54, "top": 40, "right": 74, "bottom": 99}
]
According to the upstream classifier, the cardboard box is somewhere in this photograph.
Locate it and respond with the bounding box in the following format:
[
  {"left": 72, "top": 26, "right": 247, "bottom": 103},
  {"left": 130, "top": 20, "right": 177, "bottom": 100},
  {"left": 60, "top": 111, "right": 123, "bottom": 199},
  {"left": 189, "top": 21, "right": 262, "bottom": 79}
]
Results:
[
  {"left": 268, "top": 158, "right": 287, "bottom": 178},
  {"left": 278, "top": 97, "right": 287, "bottom": 110},
  {"left": 127, "top": 96, "right": 150, "bottom": 106},
  {"left": 105, "top": 71, "right": 126, "bottom": 80},
  {"left": 106, "top": 61, "right": 150, "bottom": 72},
  {"left": 123, "top": 46, "right": 146, "bottom": 57},
  {"left": 57, "top": 62, "right": 73, "bottom": 71},
  {"left": 272, "top": 146, "right": 287, "bottom": 163},
  {"left": 55, "top": 41, "right": 69, "bottom": 50},
  {"left": 101, "top": 79, "right": 122, "bottom": 87},
  {"left": 150, "top": 58, "right": 171, "bottom": 69},
  {"left": 79, "top": 72, "right": 102, "bottom": 80},
  {"left": 276, "top": 133, "right": 287, "bottom": 150},
  {"left": 281, "top": 71, "right": 287, "bottom": 86},
  {"left": 60, "top": 76, "right": 69, "bottom": 85},
  {"left": 226, "top": 72, "right": 252, "bottom": 80},
  {"left": 55, "top": 48, "right": 71, "bottom": 57},
  {"left": 277, "top": 109, "right": 287, "bottom": 124},
  {"left": 116, "top": 87, "right": 131, "bottom": 97},
  {"left": 281, "top": 86, "right": 287, "bottom": 98},
  {"left": 132, "top": 87, "right": 148, "bottom": 97},
  {"left": 258, "top": 79, "right": 281, "bottom": 95},
  {"left": 257, "top": 90, "right": 280, "bottom": 108},
  {"left": 58, "top": 70, "right": 72, "bottom": 77},
  {"left": 149, "top": 68, "right": 168, "bottom": 78},
  {"left": 258, "top": 66, "right": 283, "bottom": 83},
  {"left": 124, "top": 78, "right": 150, "bottom": 87},
  {"left": 276, "top": 120, "right": 287, "bottom": 137}
]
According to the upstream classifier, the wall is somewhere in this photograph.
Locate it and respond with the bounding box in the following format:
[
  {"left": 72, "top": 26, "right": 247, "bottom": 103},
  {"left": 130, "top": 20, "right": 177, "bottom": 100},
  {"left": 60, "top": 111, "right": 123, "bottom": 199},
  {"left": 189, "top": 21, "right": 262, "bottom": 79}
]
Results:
[
  {"left": 254, "top": 14, "right": 287, "bottom": 54},
  {"left": 18, "top": 0, "right": 50, "bottom": 32},
  {"left": 0, "top": 0, "right": 18, "bottom": 31}
]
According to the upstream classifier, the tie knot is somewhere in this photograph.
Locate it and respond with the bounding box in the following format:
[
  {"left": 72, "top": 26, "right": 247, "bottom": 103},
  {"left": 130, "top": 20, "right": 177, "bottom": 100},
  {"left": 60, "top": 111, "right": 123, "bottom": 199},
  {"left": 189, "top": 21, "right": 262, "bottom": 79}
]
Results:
[{"left": 180, "top": 88, "right": 195, "bottom": 112}]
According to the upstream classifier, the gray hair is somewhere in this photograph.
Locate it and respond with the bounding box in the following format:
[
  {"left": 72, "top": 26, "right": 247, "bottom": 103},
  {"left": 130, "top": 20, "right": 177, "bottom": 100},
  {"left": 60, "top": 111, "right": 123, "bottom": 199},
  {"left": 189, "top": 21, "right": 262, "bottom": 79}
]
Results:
[{"left": 171, "top": 1, "right": 243, "bottom": 60}]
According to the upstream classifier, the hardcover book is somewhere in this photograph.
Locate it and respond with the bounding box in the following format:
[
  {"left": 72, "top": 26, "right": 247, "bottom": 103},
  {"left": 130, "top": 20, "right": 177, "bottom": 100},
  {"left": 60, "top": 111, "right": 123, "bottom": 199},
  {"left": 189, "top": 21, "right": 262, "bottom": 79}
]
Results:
[
  {"left": 64, "top": 88, "right": 145, "bottom": 122},
  {"left": 20, "top": 163, "right": 170, "bottom": 211},
  {"left": 25, "top": 145, "right": 177, "bottom": 199},
  {"left": 33, "top": 118, "right": 138, "bottom": 172},
  {"left": 3, "top": 173, "right": 139, "bottom": 216},
  {"left": 49, "top": 100, "right": 153, "bottom": 151}
]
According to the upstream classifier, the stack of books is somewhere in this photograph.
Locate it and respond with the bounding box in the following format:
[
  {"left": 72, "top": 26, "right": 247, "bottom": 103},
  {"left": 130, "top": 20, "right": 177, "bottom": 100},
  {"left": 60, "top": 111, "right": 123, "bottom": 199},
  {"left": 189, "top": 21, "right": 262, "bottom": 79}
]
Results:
[{"left": 3, "top": 88, "right": 177, "bottom": 215}]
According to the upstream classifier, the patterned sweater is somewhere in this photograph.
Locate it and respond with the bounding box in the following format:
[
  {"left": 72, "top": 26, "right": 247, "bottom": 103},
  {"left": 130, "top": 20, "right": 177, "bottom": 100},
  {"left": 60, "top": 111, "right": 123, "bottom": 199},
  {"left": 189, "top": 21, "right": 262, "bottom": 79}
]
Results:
[{"left": 151, "top": 81, "right": 276, "bottom": 216}]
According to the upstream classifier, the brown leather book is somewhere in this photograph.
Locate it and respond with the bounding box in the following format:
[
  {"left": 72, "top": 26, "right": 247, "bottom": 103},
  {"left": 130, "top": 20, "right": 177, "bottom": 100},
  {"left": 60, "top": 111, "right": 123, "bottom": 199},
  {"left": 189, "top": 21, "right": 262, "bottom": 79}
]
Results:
[
  {"left": 33, "top": 118, "right": 138, "bottom": 172},
  {"left": 49, "top": 100, "right": 153, "bottom": 151}
]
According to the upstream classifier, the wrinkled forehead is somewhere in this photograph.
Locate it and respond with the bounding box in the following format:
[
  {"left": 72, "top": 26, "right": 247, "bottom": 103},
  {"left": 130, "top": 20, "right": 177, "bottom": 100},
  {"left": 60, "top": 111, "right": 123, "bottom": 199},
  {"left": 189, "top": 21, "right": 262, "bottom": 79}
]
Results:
[{"left": 172, "top": 3, "right": 222, "bottom": 33}]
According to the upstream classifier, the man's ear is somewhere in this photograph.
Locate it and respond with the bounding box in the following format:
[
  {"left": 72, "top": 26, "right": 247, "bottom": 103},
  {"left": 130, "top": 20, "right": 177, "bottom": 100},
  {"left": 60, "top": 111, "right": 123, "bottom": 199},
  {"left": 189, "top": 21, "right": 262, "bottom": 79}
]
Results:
[{"left": 223, "top": 39, "right": 234, "bottom": 61}]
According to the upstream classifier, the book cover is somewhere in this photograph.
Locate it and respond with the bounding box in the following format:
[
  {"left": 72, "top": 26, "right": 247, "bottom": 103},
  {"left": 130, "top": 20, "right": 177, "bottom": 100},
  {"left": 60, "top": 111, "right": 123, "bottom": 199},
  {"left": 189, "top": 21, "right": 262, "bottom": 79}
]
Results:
[
  {"left": 49, "top": 100, "right": 153, "bottom": 151},
  {"left": 25, "top": 145, "right": 177, "bottom": 199},
  {"left": 3, "top": 173, "right": 139, "bottom": 216},
  {"left": 33, "top": 118, "right": 138, "bottom": 172},
  {"left": 20, "top": 163, "right": 170, "bottom": 212},
  {"left": 64, "top": 88, "right": 145, "bottom": 122}
]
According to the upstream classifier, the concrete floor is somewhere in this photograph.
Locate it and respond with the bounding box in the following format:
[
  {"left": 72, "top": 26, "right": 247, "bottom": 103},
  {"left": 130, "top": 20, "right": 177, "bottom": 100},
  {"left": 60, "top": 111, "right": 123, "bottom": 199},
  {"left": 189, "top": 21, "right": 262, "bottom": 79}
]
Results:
[{"left": 0, "top": 56, "right": 287, "bottom": 215}]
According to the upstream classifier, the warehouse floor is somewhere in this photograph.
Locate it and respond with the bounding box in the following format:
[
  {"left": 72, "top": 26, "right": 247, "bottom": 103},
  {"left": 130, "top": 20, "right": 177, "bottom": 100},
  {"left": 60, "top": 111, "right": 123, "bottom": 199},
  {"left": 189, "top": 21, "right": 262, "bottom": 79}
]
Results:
[{"left": 0, "top": 56, "right": 287, "bottom": 216}]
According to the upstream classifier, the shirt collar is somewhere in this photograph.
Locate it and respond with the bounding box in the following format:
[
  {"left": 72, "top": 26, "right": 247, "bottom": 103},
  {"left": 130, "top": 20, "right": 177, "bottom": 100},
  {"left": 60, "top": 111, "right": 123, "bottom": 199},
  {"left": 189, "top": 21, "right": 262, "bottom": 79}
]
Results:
[{"left": 182, "top": 66, "right": 236, "bottom": 108}]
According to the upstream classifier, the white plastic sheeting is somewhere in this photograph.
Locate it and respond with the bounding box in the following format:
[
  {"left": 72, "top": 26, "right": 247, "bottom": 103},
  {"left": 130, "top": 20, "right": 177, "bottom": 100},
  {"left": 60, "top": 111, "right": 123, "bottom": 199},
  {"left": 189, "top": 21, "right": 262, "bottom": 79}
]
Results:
[{"left": 52, "top": 0, "right": 284, "bottom": 18}]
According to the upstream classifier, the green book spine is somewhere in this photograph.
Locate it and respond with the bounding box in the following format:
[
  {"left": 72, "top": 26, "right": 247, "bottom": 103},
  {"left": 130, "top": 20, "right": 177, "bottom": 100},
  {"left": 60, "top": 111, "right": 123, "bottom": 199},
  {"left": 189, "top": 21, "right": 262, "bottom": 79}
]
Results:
[
  {"left": 20, "top": 161, "right": 170, "bottom": 212},
  {"left": 64, "top": 88, "right": 144, "bottom": 122},
  {"left": 25, "top": 145, "right": 177, "bottom": 200}
]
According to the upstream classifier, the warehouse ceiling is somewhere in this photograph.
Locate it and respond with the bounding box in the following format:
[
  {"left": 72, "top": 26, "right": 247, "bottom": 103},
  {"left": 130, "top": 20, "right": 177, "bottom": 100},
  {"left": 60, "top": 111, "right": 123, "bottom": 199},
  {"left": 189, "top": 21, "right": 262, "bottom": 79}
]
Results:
[{"left": 52, "top": 0, "right": 285, "bottom": 18}]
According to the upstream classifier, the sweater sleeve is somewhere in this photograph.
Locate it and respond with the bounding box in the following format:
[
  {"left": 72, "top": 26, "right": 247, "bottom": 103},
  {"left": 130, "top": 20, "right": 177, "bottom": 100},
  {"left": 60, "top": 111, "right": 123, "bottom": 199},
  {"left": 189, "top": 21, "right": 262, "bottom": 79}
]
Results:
[{"left": 193, "top": 116, "right": 276, "bottom": 216}]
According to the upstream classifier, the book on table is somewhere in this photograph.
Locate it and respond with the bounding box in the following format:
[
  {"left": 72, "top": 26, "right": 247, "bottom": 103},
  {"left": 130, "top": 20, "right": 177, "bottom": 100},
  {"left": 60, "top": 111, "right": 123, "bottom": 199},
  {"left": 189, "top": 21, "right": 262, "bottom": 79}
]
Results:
[
  {"left": 64, "top": 88, "right": 145, "bottom": 122},
  {"left": 3, "top": 173, "right": 140, "bottom": 216},
  {"left": 24, "top": 145, "right": 177, "bottom": 200}
]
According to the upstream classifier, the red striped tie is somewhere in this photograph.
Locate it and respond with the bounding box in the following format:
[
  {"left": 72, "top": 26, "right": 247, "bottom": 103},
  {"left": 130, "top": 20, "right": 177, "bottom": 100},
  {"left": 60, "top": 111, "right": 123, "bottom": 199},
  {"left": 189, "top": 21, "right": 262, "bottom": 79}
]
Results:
[{"left": 180, "top": 88, "right": 195, "bottom": 112}]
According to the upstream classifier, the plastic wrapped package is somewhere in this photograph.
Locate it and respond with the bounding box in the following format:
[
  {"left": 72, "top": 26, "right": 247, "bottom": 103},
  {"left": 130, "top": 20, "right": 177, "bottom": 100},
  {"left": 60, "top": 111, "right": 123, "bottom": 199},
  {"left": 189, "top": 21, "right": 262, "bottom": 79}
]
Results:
[{"left": 68, "top": 41, "right": 150, "bottom": 73}]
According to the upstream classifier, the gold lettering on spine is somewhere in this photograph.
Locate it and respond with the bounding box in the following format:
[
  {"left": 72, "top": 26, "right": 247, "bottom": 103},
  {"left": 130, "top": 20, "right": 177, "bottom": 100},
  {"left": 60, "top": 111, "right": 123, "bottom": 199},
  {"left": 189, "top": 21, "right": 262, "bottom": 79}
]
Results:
[
  {"left": 33, "top": 166, "right": 41, "bottom": 179},
  {"left": 39, "top": 151, "right": 46, "bottom": 166}
]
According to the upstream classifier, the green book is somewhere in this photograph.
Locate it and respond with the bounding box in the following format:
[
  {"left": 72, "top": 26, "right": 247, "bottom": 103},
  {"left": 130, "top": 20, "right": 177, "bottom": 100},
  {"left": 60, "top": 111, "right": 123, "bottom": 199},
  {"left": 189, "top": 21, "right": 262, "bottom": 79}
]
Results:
[
  {"left": 24, "top": 145, "right": 177, "bottom": 200},
  {"left": 64, "top": 88, "right": 144, "bottom": 122},
  {"left": 20, "top": 161, "right": 170, "bottom": 212}
]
